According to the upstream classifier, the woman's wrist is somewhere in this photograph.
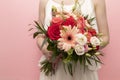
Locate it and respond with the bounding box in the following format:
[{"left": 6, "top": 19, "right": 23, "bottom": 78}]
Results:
[
  {"left": 39, "top": 38, "right": 52, "bottom": 60},
  {"left": 99, "top": 40, "right": 109, "bottom": 50}
]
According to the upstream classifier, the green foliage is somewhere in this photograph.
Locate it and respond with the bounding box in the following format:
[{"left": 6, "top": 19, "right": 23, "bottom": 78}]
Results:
[
  {"left": 34, "top": 21, "right": 46, "bottom": 34},
  {"left": 32, "top": 21, "right": 48, "bottom": 49},
  {"left": 88, "top": 17, "right": 95, "bottom": 23},
  {"left": 67, "top": 49, "right": 74, "bottom": 55},
  {"left": 33, "top": 32, "right": 41, "bottom": 38},
  {"left": 67, "top": 62, "right": 73, "bottom": 76},
  {"left": 40, "top": 60, "right": 53, "bottom": 76},
  {"left": 84, "top": 15, "right": 96, "bottom": 26},
  {"left": 40, "top": 38, "right": 48, "bottom": 49}
]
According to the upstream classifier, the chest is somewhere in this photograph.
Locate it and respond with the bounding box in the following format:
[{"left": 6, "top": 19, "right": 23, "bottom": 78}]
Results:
[
  {"left": 44, "top": 0, "right": 96, "bottom": 30},
  {"left": 52, "top": 0, "right": 75, "bottom": 5},
  {"left": 46, "top": 0, "right": 95, "bottom": 15}
]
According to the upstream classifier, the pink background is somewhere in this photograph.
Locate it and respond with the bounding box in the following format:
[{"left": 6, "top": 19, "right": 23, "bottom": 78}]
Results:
[{"left": 0, "top": 0, "right": 119, "bottom": 80}]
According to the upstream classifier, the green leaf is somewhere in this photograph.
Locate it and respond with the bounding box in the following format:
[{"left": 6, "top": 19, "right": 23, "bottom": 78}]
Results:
[
  {"left": 33, "top": 32, "right": 42, "bottom": 38},
  {"left": 47, "top": 39, "right": 55, "bottom": 51},
  {"left": 28, "top": 28, "right": 34, "bottom": 31},
  {"left": 40, "top": 38, "right": 48, "bottom": 49},
  {"left": 93, "top": 56, "right": 98, "bottom": 66},
  {"left": 67, "top": 49, "right": 73, "bottom": 55},
  {"left": 67, "top": 62, "right": 73, "bottom": 76},
  {"left": 47, "top": 44, "right": 54, "bottom": 51},
  {"left": 95, "top": 55, "right": 101, "bottom": 61},
  {"left": 34, "top": 21, "right": 46, "bottom": 34},
  {"left": 88, "top": 56, "right": 103, "bottom": 64},
  {"left": 63, "top": 55, "right": 72, "bottom": 64},
  {"left": 72, "top": 52, "right": 78, "bottom": 63},
  {"left": 79, "top": 56, "right": 83, "bottom": 65},
  {"left": 86, "top": 57, "right": 92, "bottom": 66},
  {"left": 88, "top": 17, "right": 95, "bottom": 23},
  {"left": 63, "top": 62, "right": 67, "bottom": 74},
  {"left": 40, "top": 60, "right": 53, "bottom": 76},
  {"left": 84, "top": 15, "right": 89, "bottom": 19},
  {"left": 83, "top": 56, "right": 86, "bottom": 72},
  {"left": 85, "top": 53, "right": 91, "bottom": 57},
  {"left": 52, "top": 6, "right": 57, "bottom": 12}
]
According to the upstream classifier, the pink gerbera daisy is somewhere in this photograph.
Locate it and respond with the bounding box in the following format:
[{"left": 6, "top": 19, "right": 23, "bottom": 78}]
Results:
[{"left": 57, "top": 25, "right": 79, "bottom": 51}]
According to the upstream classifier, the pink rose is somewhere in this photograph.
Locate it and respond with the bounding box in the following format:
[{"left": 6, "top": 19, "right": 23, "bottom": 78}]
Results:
[
  {"left": 77, "top": 16, "right": 85, "bottom": 29},
  {"left": 52, "top": 17, "right": 63, "bottom": 25}
]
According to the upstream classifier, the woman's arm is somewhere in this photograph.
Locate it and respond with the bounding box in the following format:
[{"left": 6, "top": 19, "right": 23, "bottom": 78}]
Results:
[
  {"left": 36, "top": 0, "right": 52, "bottom": 59},
  {"left": 94, "top": 0, "right": 110, "bottom": 49}
]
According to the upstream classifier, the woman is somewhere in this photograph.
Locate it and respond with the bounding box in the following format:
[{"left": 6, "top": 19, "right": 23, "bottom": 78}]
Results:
[{"left": 37, "top": 0, "right": 110, "bottom": 80}]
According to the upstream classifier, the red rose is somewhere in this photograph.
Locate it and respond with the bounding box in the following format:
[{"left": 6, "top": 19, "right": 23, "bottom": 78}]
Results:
[
  {"left": 96, "top": 46, "right": 100, "bottom": 50},
  {"left": 47, "top": 24, "right": 61, "bottom": 40},
  {"left": 77, "top": 16, "right": 85, "bottom": 29},
  {"left": 88, "top": 28, "right": 97, "bottom": 36},
  {"left": 62, "top": 16, "right": 76, "bottom": 27}
]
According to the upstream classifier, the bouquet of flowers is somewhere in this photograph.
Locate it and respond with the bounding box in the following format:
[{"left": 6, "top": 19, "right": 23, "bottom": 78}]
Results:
[{"left": 30, "top": 1, "right": 104, "bottom": 76}]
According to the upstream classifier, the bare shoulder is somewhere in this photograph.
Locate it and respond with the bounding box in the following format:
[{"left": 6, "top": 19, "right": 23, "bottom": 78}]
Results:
[
  {"left": 39, "top": 0, "right": 48, "bottom": 4},
  {"left": 38, "top": 0, "right": 48, "bottom": 24},
  {"left": 95, "top": 0, "right": 106, "bottom": 4},
  {"left": 92, "top": 0, "right": 106, "bottom": 9},
  {"left": 39, "top": 0, "right": 48, "bottom": 6}
]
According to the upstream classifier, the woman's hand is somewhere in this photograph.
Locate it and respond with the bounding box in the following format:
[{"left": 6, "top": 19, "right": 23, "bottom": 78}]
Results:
[{"left": 37, "top": 34, "right": 52, "bottom": 60}]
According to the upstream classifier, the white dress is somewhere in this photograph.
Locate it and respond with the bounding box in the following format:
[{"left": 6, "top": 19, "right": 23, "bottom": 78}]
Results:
[{"left": 38, "top": 0, "right": 101, "bottom": 80}]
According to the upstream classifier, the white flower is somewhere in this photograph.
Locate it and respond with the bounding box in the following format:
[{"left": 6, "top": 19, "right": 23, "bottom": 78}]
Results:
[
  {"left": 90, "top": 36, "right": 101, "bottom": 46},
  {"left": 76, "top": 33, "right": 87, "bottom": 45},
  {"left": 74, "top": 44, "right": 85, "bottom": 55}
]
